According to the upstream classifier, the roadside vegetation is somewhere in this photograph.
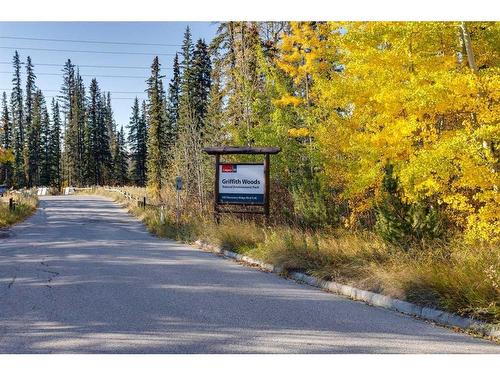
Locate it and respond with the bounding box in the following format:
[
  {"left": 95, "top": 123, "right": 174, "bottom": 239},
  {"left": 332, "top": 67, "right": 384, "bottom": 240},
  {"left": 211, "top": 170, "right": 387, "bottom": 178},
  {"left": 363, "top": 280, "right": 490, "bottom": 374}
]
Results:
[
  {"left": 0, "top": 192, "right": 38, "bottom": 228},
  {"left": 93, "top": 186, "right": 500, "bottom": 325}
]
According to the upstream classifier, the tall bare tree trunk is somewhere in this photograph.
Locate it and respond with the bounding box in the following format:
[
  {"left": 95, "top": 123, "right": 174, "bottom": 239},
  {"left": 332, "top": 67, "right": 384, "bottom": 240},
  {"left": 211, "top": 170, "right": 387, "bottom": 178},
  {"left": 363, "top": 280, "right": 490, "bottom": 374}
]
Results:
[
  {"left": 460, "top": 22, "right": 478, "bottom": 74},
  {"left": 460, "top": 22, "right": 498, "bottom": 185}
]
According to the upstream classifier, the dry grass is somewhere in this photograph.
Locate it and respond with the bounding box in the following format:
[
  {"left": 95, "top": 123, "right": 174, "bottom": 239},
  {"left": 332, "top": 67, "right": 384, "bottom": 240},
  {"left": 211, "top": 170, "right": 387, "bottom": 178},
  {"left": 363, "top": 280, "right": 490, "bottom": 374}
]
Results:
[
  {"left": 248, "top": 229, "right": 499, "bottom": 323},
  {"left": 209, "top": 217, "right": 265, "bottom": 252},
  {"left": 378, "top": 242, "right": 500, "bottom": 322},
  {"left": 0, "top": 192, "right": 38, "bottom": 228},
  {"left": 90, "top": 187, "right": 499, "bottom": 324},
  {"left": 88, "top": 187, "right": 203, "bottom": 242}
]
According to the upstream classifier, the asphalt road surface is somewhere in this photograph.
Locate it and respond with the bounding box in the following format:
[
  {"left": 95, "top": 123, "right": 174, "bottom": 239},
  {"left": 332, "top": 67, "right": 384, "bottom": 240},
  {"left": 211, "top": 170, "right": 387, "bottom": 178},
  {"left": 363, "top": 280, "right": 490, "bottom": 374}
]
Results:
[{"left": 0, "top": 195, "right": 498, "bottom": 353}]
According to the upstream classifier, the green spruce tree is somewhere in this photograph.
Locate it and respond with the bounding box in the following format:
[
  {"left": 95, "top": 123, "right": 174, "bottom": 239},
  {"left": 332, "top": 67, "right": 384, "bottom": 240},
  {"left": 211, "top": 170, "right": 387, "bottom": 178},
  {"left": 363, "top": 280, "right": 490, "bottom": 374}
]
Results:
[
  {"left": 1, "top": 92, "right": 13, "bottom": 186},
  {"left": 59, "top": 59, "right": 75, "bottom": 186},
  {"left": 23, "top": 56, "right": 37, "bottom": 186},
  {"left": 174, "top": 30, "right": 212, "bottom": 208},
  {"left": 192, "top": 39, "right": 212, "bottom": 133},
  {"left": 146, "top": 56, "right": 167, "bottom": 197},
  {"left": 49, "top": 99, "right": 62, "bottom": 189},
  {"left": 138, "top": 100, "right": 148, "bottom": 185},
  {"left": 26, "top": 90, "right": 43, "bottom": 187},
  {"left": 167, "top": 53, "right": 181, "bottom": 142},
  {"left": 127, "top": 97, "right": 148, "bottom": 185},
  {"left": 104, "top": 92, "right": 116, "bottom": 183},
  {"left": 11, "top": 51, "right": 25, "bottom": 187},
  {"left": 84, "top": 79, "right": 111, "bottom": 186},
  {"left": 112, "top": 125, "right": 128, "bottom": 186},
  {"left": 66, "top": 71, "right": 86, "bottom": 186},
  {"left": 39, "top": 99, "right": 51, "bottom": 187}
]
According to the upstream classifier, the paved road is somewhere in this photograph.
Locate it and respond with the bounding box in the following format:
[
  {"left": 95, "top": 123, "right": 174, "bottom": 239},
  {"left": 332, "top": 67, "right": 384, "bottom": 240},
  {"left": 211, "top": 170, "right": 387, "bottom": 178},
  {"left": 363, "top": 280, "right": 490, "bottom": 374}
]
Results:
[{"left": 0, "top": 195, "right": 498, "bottom": 353}]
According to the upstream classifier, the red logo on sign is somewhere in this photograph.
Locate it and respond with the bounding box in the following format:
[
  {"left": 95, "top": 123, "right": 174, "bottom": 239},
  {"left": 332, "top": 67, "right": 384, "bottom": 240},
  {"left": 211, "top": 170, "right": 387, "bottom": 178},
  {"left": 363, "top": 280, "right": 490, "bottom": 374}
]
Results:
[{"left": 221, "top": 164, "right": 237, "bottom": 173}]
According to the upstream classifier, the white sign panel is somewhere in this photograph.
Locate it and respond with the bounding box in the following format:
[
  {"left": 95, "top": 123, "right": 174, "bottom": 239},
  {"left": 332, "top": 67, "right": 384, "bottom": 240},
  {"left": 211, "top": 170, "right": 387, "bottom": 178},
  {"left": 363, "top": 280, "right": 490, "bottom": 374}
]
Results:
[{"left": 218, "top": 164, "right": 265, "bottom": 204}]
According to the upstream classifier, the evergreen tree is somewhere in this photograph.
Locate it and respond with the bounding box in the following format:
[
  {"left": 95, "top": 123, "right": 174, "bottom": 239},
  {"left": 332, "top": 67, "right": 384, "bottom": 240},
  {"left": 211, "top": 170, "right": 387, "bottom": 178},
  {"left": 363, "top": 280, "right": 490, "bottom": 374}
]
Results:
[
  {"left": 39, "top": 100, "right": 51, "bottom": 186},
  {"left": 103, "top": 92, "right": 116, "bottom": 182},
  {"left": 212, "top": 22, "right": 261, "bottom": 143},
  {"left": 59, "top": 59, "right": 75, "bottom": 186},
  {"left": 1, "top": 93, "right": 12, "bottom": 150},
  {"left": 178, "top": 26, "right": 196, "bottom": 128},
  {"left": 104, "top": 92, "right": 116, "bottom": 140},
  {"left": 112, "top": 125, "right": 128, "bottom": 186},
  {"left": 26, "top": 90, "right": 43, "bottom": 187},
  {"left": 146, "top": 57, "right": 167, "bottom": 197},
  {"left": 84, "top": 79, "right": 99, "bottom": 185},
  {"left": 192, "top": 39, "right": 212, "bottom": 133},
  {"left": 375, "top": 164, "right": 443, "bottom": 247},
  {"left": 59, "top": 59, "right": 75, "bottom": 122},
  {"left": 1, "top": 92, "right": 13, "bottom": 186},
  {"left": 204, "top": 58, "right": 224, "bottom": 146},
  {"left": 11, "top": 51, "right": 24, "bottom": 187},
  {"left": 127, "top": 98, "right": 139, "bottom": 182},
  {"left": 49, "top": 99, "right": 62, "bottom": 189},
  {"left": 23, "top": 57, "right": 38, "bottom": 186},
  {"left": 167, "top": 53, "right": 181, "bottom": 139},
  {"left": 76, "top": 73, "right": 87, "bottom": 185},
  {"left": 66, "top": 71, "right": 86, "bottom": 186},
  {"left": 24, "top": 57, "right": 36, "bottom": 140},
  {"left": 85, "top": 79, "right": 111, "bottom": 186},
  {"left": 127, "top": 98, "right": 147, "bottom": 185},
  {"left": 180, "top": 26, "right": 195, "bottom": 100},
  {"left": 139, "top": 100, "right": 148, "bottom": 185},
  {"left": 173, "top": 31, "right": 212, "bottom": 208}
]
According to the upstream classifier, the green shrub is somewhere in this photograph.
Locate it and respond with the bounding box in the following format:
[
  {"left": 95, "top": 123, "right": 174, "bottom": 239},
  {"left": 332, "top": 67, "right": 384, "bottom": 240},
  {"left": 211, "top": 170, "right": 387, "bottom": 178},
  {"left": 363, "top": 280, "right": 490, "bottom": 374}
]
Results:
[
  {"left": 291, "top": 178, "right": 340, "bottom": 229},
  {"left": 375, "top": 164, "right": 444, "bottom": 247}
]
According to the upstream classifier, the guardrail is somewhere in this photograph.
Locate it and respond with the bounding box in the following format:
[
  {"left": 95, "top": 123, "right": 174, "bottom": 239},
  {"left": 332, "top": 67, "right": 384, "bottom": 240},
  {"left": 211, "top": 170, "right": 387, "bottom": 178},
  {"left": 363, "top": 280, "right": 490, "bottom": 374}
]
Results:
[
  {"left": 103, "top": 187, "right": 166, "bottom": 210},
  {"left": 68, "top": 185, "right": 178, "bottom": 225}
]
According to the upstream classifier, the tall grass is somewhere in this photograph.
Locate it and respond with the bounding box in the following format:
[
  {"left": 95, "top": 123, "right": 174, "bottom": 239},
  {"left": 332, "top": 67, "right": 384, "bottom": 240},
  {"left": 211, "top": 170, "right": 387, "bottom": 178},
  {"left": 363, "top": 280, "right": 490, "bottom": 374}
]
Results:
[
  {"left": 383, "top": 242, "right": 500, "bottom": 322},
  {"left": 250, "top": 228, "right": 499, "bottom": 323},
  {"left": 91, "top": 187, "right": 500, "bottom": 324}
]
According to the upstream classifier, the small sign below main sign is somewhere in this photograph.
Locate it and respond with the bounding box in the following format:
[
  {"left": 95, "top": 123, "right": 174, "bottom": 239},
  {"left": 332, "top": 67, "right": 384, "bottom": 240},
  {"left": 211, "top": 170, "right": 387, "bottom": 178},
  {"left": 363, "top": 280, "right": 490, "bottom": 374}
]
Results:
[
  {"left": 218, "top": 164, "right": 265, "bottom": 204},
  {"left": 175, "top": 176, "right": 183, "bottom": 191}
]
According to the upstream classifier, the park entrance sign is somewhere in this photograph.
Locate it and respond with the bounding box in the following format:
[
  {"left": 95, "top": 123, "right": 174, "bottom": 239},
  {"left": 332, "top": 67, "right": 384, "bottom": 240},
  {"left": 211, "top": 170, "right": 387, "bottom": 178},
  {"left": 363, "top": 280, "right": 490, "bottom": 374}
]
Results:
[
  {"left": 203, "top": 146, "right": 281, "bottom": 221},
  {"left": 219, "top": 163, "right": 265, "bottom": 204}
]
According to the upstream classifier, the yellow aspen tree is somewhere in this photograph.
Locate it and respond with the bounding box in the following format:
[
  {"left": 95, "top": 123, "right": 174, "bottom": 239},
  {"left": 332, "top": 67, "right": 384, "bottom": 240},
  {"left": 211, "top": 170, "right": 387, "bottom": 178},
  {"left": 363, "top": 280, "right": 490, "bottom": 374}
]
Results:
[{"left": 276, "top": 22, "right": 499, "bottom": 241}]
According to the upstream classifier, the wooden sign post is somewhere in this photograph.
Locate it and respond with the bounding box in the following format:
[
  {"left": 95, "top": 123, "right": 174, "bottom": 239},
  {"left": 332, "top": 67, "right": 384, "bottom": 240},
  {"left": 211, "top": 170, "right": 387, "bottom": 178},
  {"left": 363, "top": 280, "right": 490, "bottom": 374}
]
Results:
[
  {"left": 203, "top": 146, "right": 281, "bottom": 223},
  {"left": 175, "top": 176, "right": 183, "bottom": 226}
]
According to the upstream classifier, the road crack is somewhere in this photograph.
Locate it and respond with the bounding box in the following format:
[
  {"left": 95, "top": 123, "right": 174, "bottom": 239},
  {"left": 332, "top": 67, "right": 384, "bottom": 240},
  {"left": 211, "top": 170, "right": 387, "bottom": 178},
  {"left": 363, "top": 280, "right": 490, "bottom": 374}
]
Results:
[
  {"left": 7, "top": 276, "right": 16, "bottom": 288},
  {"left": 36, "top": 268, "right": 60, "bottom": 275}
]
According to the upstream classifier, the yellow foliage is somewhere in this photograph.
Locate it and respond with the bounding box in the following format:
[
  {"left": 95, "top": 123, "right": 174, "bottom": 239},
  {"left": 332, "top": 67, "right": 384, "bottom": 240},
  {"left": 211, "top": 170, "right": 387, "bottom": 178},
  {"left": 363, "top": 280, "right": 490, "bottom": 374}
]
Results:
[
  {"left": 287, "top": 127, "right": 310, "bottom": 138},
  {"left": 273, "top": 95, "right": 303, "bottom": 107},
  {"left": 277, "top": 21, "right": 500, "bottom": 243},
  {"left": 0, "top": 147, "right": 14, "bottom": 164}
]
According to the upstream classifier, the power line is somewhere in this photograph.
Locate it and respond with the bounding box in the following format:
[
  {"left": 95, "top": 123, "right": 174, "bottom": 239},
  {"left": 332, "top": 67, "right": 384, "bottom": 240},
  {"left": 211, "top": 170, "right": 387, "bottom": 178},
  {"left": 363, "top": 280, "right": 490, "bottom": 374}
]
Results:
[
  {"left": 43, "top": 96, "right": 140, "bottom": 100},
  {"left": 0, "top": 36, "right": 182, "bottom": 48},
  {"left": 0, "top": 46, "right": 175, "bottom": 56},
  {"left": 0, "top": 92, "right": 144, "bottom": 100},
  {"left": 0, "top": 61, "right": 172, "bottom": 70},
  {"left": 1, "top": 88, "right": 146, "bottom": 94},
  {"left": 0, "top": 71, "right": 148, "bottom": 79}
]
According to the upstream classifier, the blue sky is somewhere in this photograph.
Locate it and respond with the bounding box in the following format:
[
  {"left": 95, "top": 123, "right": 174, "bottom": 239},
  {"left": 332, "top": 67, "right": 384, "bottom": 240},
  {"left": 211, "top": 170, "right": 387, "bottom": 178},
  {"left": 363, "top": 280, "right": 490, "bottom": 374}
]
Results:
[{"left": 0, "top": 22, "right": 218, "bottom": 126}]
